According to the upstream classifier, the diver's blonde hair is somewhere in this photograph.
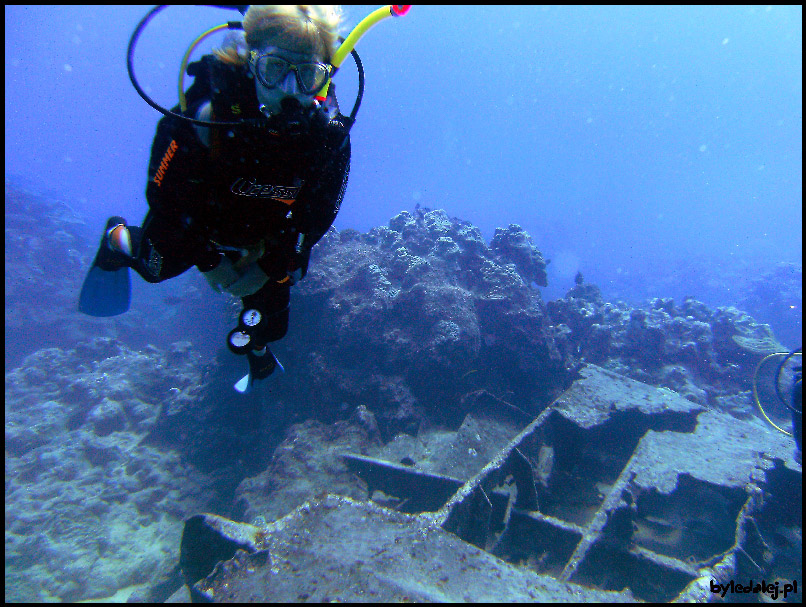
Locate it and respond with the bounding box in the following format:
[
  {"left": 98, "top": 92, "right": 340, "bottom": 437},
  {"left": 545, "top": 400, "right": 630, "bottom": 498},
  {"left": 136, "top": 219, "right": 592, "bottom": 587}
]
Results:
[{"left": 214, "top": 5, "right": 343, "bottom": 65}]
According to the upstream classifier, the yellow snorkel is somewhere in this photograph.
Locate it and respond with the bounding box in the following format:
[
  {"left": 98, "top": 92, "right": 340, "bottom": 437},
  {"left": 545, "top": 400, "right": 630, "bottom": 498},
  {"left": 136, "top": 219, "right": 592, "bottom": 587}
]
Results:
[
  {"left": 178, "top": 24, "right": 231, "bottom": 113},
  {"left": 315, "top": 5, "right": 411, "bottom": 103}
]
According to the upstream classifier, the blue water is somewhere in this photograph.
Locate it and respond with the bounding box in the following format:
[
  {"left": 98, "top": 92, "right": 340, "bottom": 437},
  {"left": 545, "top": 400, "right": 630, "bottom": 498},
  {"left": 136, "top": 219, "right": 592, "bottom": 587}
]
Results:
[{"left": 5, "top": 5, "right": 802, "bottom": 303}]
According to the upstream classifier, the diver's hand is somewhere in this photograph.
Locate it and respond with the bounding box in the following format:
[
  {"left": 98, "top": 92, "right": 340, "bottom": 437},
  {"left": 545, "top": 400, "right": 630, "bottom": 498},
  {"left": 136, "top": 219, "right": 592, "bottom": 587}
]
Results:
[
  {"left": 203, "top": 256, "right": 268, "bottom": 297},
  {"left": 224, "top": 263, "right": 270, "bottom": 298}
]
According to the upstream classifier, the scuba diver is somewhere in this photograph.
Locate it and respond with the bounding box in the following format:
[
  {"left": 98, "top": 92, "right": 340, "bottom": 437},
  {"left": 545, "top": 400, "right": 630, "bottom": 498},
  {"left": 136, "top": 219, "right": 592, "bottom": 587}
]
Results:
[{"left": 79, "top": 5, "right": 409, "bottom": 392}]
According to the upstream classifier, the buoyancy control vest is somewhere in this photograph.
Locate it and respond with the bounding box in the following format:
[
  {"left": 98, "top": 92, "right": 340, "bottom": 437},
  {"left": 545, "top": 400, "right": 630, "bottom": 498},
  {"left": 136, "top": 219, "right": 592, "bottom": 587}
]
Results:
[{"left": 151, "top": 55, "right": 345, "bottom": 251}]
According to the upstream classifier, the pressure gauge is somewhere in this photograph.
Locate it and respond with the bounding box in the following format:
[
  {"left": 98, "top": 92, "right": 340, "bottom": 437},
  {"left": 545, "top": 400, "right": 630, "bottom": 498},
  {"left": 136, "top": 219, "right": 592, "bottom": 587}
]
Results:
[
  {"left": 241, "top": 309, "right": 262, "bottom": 327},
  {"left": 228, "top": 329, "right": 252, "bottom": 354}
]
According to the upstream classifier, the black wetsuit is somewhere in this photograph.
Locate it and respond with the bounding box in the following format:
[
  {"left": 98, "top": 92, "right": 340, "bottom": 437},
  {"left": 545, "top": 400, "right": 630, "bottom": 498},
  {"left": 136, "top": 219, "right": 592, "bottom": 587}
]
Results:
[{"left": 128, "top": 54, "right": 351, "bottom": 349}]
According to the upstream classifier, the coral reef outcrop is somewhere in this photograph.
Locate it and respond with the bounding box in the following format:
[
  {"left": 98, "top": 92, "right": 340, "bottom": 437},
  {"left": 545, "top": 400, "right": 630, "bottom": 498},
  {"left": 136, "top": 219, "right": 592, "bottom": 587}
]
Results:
[
  {"left": 547, "top": 291, "right": 790, "bottom": 408},
  {"left": 290, "top": 209, "right": 564, "bottom": 435}
]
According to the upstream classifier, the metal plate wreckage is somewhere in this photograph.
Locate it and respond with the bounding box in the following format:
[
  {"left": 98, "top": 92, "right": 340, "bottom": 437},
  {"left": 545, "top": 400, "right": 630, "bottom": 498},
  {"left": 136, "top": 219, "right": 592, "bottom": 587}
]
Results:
[{"left": 170, "top": 365, "right": 801, "bottom": 602}]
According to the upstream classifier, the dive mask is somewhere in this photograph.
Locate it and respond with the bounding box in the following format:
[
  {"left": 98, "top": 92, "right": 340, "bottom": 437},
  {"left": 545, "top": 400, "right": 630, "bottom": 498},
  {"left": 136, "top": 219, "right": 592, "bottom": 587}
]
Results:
[{"left": 249, "top": 49, "right": 330, "bottom": 118}]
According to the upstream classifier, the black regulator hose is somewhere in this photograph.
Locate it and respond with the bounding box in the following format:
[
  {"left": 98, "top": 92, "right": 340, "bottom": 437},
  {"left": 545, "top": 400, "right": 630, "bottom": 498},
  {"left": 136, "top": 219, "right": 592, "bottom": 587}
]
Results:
[{"left": 127, "top": 5, "right": 246, "bottom": 127}]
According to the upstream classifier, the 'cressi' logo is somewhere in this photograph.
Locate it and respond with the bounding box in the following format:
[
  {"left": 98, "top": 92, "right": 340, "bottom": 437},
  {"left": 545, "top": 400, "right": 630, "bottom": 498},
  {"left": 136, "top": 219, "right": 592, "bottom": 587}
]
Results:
[{"left": 230, "top": 177, "right": 302, "bottom": 205}]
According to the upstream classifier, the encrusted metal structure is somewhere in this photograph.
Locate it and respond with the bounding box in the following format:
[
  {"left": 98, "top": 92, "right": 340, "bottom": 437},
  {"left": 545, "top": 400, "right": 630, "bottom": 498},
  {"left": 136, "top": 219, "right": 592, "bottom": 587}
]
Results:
[{"left": 174, "top": 365, "right": 801, "bottom": 602}]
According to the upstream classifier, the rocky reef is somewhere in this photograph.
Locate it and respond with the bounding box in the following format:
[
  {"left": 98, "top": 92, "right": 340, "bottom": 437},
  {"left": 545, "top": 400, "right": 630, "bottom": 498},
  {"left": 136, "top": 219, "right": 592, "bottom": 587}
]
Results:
[
  {"left": 738, "top": 262, "right": 802, "bottom": 350},
  {"left": 5, "top": 339, "right": 218, "bottom": 601},
  {"left": 4, "top": 182, "right": 801, "bottom": 602}
]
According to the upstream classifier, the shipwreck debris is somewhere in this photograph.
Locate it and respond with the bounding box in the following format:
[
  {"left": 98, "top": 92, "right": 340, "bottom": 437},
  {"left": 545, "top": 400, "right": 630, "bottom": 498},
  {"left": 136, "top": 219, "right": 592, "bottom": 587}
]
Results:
[{"left": 174, "top": 364, "right": 800, "bottom": 602}]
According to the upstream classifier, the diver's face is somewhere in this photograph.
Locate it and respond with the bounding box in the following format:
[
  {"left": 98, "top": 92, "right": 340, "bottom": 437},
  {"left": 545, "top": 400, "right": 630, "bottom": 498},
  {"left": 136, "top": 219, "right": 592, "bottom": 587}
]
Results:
[{"left": 250, "top": 46, "right": 326, "bottom": 117}]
